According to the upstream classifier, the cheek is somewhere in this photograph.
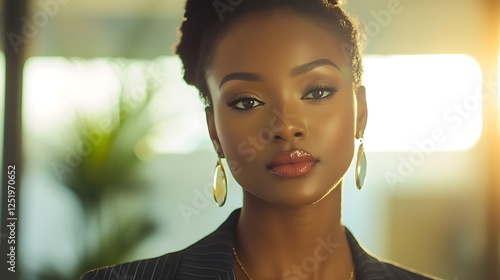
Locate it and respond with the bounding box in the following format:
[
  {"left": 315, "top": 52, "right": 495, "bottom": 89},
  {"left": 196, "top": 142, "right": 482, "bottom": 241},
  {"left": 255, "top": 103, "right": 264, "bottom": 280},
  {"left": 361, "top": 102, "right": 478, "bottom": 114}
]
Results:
[
  {"left": 319, "top": 106, "right": 355, "bottom": 146},
  {"left": 312, "top": 96, "right": 357, "bottom": 171},
  {"left": 214, "top": 112, "right": 262, "bottom": 175},
  {"left": 327, "top": 120, "right": 355, "bottom": 168}
]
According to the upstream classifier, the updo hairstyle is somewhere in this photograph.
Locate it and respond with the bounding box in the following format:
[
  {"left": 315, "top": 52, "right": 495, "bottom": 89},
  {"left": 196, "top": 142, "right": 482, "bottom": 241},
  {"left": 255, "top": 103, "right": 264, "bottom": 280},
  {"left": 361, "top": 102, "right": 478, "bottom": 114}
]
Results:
[{"left": 176, "top": 0, "right": 363, "bottom": 108}]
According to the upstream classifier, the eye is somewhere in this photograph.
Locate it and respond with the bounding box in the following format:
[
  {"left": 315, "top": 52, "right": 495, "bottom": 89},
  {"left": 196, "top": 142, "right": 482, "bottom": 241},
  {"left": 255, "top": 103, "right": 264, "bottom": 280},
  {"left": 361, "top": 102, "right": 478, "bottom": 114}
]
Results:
[
  {"left": 302, "top": 86, "right": 338, "bottom": 100},
  {"left": 227, "top": 97, "right": 265, "bottom": 111}
]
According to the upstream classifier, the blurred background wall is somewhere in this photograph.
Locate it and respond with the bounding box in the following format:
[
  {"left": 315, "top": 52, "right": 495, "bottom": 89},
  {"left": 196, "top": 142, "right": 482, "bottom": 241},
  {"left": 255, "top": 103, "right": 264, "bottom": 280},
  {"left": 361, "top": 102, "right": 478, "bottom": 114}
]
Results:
[{"left": 0, "top": 0, "right": 499, "bottom": 279}]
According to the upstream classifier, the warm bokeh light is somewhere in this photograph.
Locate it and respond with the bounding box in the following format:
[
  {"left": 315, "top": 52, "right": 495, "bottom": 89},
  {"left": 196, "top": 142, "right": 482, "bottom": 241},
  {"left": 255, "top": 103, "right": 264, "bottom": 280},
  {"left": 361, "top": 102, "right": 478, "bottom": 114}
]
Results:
[
  {"left": 23, "top": 57, "right": 119, "bottom": 138},
  {"left": 22, "top": 56, "right": 209, "bottom": 155}
]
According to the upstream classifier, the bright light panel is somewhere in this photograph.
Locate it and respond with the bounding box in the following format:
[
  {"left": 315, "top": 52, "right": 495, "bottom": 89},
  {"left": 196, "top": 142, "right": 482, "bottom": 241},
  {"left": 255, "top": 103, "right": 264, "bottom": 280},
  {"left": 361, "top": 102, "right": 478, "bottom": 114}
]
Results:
[{"left": 363, "top": 54, "right": 482, "bottom": 152}]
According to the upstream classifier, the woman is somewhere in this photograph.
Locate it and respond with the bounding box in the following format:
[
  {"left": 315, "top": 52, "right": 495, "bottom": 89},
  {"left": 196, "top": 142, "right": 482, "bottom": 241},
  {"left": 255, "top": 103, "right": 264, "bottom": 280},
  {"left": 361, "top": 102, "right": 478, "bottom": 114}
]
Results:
[{"left": 82, "top": 0, "right": 440, "bottom": 279}]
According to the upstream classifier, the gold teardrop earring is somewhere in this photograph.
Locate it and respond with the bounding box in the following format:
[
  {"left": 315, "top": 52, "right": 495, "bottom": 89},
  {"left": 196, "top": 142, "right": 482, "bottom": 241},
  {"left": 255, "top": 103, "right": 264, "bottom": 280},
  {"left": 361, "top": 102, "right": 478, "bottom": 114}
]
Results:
[
  {"left": 212, "top": 153, "right": 227, "bottom": 206},
  {"left": 355, "top": 132, "right": 367, "bottom": 190}
]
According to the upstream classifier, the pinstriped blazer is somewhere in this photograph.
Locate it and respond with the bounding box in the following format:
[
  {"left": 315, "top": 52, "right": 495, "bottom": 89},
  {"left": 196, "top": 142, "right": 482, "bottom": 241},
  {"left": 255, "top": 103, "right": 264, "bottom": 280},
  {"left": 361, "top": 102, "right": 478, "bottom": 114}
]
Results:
[{"left": 81, "top": 209, "right": 440, "bottom": 280}]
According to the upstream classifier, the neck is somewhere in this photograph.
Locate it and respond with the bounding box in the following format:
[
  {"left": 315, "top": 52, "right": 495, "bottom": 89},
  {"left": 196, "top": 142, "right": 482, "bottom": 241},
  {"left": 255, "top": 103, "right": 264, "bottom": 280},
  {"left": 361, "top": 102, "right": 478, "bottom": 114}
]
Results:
[{"left": 234, "top": 184, "right": 354, "bottom": 280}]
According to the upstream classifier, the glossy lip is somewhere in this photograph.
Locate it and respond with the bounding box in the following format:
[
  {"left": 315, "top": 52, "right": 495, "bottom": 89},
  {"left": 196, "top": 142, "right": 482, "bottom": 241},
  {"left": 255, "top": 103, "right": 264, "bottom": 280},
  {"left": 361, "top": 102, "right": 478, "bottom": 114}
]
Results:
[{"left": 267, "top": 149, "right": 319, "bottom": 177}]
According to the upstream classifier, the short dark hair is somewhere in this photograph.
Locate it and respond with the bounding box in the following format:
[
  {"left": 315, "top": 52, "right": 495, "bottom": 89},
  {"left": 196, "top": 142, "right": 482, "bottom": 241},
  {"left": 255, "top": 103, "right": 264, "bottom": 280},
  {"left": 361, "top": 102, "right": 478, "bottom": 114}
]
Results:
[{"left": 176, "top": 0, "right": 363, "bottom": 107}]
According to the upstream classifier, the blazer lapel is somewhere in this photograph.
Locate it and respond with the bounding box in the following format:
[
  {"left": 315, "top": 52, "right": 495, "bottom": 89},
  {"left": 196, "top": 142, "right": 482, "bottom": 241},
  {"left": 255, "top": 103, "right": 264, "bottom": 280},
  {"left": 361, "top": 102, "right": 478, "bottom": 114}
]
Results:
[
  {"left": 175, "top": 210, "right": 239, "bottom": 279},
  {"left": 346, "top": 228, "right": 393, "bottom": 280}
]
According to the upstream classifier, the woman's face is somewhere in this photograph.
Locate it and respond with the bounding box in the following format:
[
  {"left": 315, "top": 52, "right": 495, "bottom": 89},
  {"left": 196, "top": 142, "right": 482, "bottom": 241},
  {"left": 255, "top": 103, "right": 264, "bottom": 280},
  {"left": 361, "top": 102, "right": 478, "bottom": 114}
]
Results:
[{"left": 205, "top": 10, "right": 367, "bottom": 207}]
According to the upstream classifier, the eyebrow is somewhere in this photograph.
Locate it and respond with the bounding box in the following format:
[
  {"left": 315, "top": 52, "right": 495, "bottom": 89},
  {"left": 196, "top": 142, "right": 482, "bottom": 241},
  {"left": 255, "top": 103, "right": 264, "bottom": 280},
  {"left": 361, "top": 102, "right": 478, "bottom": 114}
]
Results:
[
  {"left": 218, "top": 59, "right": 343, "bottom": 89},
  {"left": 290, "top": 59, "right": 343, "bottom": 77},
  {"left": 219, "top": 72, "right": 261, "bottom": 89}
]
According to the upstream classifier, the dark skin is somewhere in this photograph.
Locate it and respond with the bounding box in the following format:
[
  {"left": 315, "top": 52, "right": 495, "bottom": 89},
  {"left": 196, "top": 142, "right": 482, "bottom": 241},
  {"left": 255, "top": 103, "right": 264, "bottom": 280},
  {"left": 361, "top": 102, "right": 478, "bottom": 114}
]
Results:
[{"left": 205, "top": 10, "right": 367, "bottom": 280}]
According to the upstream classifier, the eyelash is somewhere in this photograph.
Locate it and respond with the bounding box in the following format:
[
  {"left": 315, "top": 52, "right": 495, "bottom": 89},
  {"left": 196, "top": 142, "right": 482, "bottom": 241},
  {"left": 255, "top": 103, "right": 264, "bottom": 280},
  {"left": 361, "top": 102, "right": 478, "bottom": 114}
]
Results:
[
  {"left": 302, "top": 84, "right": 339, "bottom": 101},
  {"left": 226, "top": 95, "right": 264, "bottom": 112},
  {"left": 226, "top": 84, "right": 338, "bottom": 111}
]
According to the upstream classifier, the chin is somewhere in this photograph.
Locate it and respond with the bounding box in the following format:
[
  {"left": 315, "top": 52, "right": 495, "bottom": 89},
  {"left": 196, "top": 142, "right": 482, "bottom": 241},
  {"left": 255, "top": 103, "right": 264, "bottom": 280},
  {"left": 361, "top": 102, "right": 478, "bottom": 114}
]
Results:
[{"left": 245, "top": 179, "right": 342, "bottom": 209}]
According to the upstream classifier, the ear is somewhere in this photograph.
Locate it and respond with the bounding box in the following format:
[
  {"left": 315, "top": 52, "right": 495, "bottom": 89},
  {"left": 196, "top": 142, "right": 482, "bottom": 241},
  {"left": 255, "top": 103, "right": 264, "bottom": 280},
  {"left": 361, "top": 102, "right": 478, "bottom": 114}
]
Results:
[
  {"left": 355, "top": 86, "right": 368, "bottom": 138},
  {"left": 205, "top": 107, "right": 224, "bottom": 157}
]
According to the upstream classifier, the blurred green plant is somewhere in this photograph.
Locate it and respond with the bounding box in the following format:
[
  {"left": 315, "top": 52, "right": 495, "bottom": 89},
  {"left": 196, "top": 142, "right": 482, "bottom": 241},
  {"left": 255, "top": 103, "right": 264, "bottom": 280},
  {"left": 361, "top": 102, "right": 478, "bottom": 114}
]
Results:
[{"left": 36, "top": 58, "right": 166, "bottom": 280}]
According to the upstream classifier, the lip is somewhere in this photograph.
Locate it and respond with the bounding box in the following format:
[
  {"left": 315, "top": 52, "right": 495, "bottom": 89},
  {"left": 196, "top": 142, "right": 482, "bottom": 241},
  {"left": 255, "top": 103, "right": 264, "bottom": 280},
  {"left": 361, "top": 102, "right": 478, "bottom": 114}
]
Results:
[{"left": 267, "top": 149, "right": 318, "bottom": 177}]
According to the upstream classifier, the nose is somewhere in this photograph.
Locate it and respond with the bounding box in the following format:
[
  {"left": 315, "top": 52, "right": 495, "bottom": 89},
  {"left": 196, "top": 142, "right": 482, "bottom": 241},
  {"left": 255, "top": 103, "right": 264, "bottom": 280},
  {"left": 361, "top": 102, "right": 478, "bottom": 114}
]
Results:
[
  {"left": 273, "top": 128, "right": 305, "bottom": 142},
  {"left": 269, "top": 107, "right": 308, "bottom": 143}
]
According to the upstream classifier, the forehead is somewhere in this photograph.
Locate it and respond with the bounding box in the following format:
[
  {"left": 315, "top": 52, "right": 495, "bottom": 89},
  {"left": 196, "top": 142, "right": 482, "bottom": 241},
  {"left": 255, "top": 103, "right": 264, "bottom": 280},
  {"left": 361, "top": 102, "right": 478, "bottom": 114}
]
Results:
[{"left": 207, "top": 10, "right": 351, "bottom": 81}]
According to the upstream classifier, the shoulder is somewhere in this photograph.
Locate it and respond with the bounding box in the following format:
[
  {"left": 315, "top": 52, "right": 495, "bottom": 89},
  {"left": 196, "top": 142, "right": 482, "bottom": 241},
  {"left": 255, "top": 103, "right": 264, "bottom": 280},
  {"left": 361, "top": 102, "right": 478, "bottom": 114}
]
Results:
[
  {"left": 382, "top": 261, "right": 443, "bottom": 280},
  {"left": 79, "top": 250, "right": 183, "bottom": 280},
  {"left": 79, "top": 230, "right": 231, "bottom": 280},
  {"left": 80, "top": 209, "right": 240, "bottom": 280},
  {"left": 345, "top": 228, "right": 442, "bottom": 280}
]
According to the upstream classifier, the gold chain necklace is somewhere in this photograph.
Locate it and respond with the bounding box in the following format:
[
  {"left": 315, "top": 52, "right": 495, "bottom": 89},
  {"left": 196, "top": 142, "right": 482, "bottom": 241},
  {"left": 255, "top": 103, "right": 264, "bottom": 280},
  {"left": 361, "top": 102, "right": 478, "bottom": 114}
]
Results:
[{"left": 233, "top": 247, "right": 355, "bottom": 280}]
